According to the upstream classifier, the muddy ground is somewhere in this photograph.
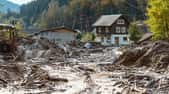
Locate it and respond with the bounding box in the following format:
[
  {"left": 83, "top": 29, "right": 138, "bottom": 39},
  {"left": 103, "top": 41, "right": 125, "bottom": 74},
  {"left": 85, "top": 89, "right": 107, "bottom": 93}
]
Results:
[{"left": 0, "top": 38, "right": 169, "bottom": 94}]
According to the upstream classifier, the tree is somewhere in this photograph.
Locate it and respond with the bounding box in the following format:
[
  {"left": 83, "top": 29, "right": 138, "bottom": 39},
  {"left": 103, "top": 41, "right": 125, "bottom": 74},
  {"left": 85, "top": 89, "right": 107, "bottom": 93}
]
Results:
[
  {"left": 128, "top": 23, "right": 142, "bottom": 43},
  {"left": 81, "top": 32, "right": 95, "bottom": 42},
  {"left": 19, "top": 0, "right": 147, "bottom": 30},
  {"left": 15, "top": 21, "right": 27, "bottom": 38},
  {"left": 146, "top": 0, "right": 169, "bottom": 40}
]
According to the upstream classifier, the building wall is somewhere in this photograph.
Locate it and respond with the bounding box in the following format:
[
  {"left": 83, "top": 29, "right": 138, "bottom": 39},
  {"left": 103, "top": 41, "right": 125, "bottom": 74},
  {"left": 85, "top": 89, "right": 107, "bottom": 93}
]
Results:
[
  {"left": 96, "top": 34, "right": 129, "bottom": 46},
  {"left": 111, "top": 34, "right": 129, "bottom": 46},
  {"left": 39, "top": 31, "right": 76, "bottom": 43},
  {"left": 94, "top": 16, "right": 130, "bottom": 46},
  {"left": 95, "top": 36, "right": 102, "bottom": 42}
]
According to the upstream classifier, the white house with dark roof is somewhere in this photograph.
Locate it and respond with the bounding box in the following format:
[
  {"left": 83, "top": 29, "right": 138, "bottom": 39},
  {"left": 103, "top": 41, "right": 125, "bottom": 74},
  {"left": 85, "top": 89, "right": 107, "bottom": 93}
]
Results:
[
  {"left": 37, "top": 26, "right": 77, "bottom": 43},
  {"left": 93, "top": 14, "right": 130, "bottom": 46}
]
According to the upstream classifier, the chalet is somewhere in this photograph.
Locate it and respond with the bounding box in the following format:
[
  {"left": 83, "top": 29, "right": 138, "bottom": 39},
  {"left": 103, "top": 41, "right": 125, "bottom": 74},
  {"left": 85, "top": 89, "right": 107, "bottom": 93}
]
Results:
[
  {"left": 93, "top": 14, "right": 130, "bottom": 46},
  {"left": 37, "top": 26, "right": 77, "bottom": 43}
]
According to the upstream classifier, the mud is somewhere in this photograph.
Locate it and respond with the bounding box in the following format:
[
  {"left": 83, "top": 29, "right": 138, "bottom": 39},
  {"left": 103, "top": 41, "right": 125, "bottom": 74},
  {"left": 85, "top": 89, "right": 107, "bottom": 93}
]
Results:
[{"left": 0, "top": 38, "right": 169, "bottom": 94}]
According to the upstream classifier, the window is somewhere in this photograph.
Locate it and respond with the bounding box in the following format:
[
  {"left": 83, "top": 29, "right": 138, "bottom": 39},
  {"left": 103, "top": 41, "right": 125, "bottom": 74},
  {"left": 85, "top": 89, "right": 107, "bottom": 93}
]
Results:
[
  {"left": 106, "top": 27, "right": 109, "bottom": 33},
  {"left": 98, "top": 27, "right": 101, "bottom": 33},
  {"left": 117, "top": 19, "right": 125, "bottom": 24},
  {"left": 123, "top": 37, "right": 128, "bottom": 41},
  {"left": 107, "top": 36, "right": 111, "bottom": 42},
  {"left": 101, "top": 27, "right": 105, "bottom": 32},
  {"left": 116, "top": 27, "right": 121, "bottom": 33},
  {"left": 121, "top": 27, "right": 126, "bottom": 33},
  {"left": 101, "top": 37, "right": 104, "bottom": 41}
]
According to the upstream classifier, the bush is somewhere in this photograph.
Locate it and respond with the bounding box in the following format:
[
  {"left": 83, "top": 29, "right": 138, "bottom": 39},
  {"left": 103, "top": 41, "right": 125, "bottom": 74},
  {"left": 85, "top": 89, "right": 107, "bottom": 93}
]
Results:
[
  {"left": 80, "top": 32, "right": 95, "bottom": 42},
  {"left": 128, "top": 23, "right": 143, "bottom": 43}
]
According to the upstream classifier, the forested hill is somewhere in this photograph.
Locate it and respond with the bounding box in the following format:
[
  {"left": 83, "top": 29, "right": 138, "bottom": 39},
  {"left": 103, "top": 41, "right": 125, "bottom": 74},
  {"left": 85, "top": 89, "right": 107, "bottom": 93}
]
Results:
[
  {"left": 0, "top": 0, "right": 20, "bottom": 13},
  {"left": 20, "top": 0, "right": 147, "bottom": 31}
]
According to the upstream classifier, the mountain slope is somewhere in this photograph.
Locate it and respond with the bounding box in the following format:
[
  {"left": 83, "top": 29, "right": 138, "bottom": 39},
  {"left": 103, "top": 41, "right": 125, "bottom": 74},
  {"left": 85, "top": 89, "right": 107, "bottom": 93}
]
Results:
[{"left": 0, "top": 0, "right": 20, "bottom": 13}]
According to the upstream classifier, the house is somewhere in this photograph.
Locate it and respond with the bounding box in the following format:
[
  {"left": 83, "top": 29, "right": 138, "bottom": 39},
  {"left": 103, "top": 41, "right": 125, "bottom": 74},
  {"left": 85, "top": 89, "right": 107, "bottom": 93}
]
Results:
[
  {"left": 93, "top": 14, "right": 130, "bottom": 46},
  {"left": 37, "top": 26, "right": 77, "bottom": 43}
]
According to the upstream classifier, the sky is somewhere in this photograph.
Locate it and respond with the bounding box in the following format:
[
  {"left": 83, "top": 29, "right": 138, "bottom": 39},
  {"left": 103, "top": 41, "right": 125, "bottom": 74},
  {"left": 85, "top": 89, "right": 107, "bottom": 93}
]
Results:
[{"left": 8, "top": 0, "right": 33, "bottom": 5}]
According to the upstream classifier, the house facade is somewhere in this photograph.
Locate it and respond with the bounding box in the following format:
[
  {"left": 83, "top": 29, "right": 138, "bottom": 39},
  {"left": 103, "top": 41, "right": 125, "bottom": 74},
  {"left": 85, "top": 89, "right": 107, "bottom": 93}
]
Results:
[
  {"left": 93, "top": 14, "right": 130, "bottom": 46},
  {"left": 37, "top": 27, "right": 77, "bottom": 43}
]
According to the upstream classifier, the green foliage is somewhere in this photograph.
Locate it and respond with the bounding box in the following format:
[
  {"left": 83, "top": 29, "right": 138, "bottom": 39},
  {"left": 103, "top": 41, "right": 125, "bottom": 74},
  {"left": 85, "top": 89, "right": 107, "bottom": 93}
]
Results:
[
  {"left": 16, "top": 31, "right": 27, "bottom": 38},
  {"left": 19, "top": 0, "right": 147, "bottom": 30},
  {"left": 81, "top": 32, "right": 95, "bottom": 42},
  {"left": 128, "top": 23, "right": 142, "bottom": 42},
  {"left": 15, "top": 21, "right": 28, "bottom": 38},
  {"left": 15, "top": 21, "right": 23, "bottom": 30},
  {"left": 0, "top": 30, "right": 10, "bottom": 40},
  {"left": 76, "top": 33, "right": 82, "bottom": 41},
  {"left": 145, "top": 0, "right": 169, "bottom": 41}
]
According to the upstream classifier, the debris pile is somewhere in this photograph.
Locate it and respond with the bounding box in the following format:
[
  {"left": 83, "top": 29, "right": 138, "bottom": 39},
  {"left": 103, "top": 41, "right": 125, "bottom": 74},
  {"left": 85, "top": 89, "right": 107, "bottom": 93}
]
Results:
[
  {"left": 1, "top": 36, "right": 169, "bottom": 94},
  {"left": 20, "top": 64, "right": 68, "bottom": 89},
  {"left": 0, "top": 63, "right": 25, "bottom": 88},
  {"left": 115, "top": 40, "right": 169, "bottom": 69},
  {"left": 17, "top": 37, "right": 65, "bottom": 62}
]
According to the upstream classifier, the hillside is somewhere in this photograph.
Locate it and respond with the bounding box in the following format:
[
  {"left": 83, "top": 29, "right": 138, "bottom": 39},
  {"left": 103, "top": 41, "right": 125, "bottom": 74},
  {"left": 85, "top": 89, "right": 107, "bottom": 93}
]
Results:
[
  {"left": 0, "top": 0, "right": 20, "bottom": 13},
  {"left": 20, "top": 0, "right": 147, "bottom": 30}
]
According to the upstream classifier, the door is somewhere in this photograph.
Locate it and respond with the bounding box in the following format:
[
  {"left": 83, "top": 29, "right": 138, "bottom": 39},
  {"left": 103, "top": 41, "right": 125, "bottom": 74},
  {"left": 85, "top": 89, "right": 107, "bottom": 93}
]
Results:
[{"left": 114, "top": 37, "right": 119, "bottom": 46}]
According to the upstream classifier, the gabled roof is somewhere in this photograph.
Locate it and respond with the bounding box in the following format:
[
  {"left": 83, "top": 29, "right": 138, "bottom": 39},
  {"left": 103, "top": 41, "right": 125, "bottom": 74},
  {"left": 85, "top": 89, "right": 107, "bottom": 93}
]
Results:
[
  {"left": 40, "top": 26, "right": 77, "bottom": 33},
  {"left": 138, "top": 33, "right": 152, "bottom": 43},
  {"left": 31, "top": 26, "right": 77, "bottom": 37},
  {"left": 93, "top": 14, "right": 122, "bottom": 27},
  {"left": 0, "top": 23, "right": 15, "bottom": 29}
]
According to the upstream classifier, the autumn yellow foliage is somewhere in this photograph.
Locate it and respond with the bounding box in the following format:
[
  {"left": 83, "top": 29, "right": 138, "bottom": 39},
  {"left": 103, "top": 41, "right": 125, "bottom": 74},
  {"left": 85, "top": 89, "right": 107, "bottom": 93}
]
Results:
[{"left": 146, "top": 0, "right": 169, "bottom": 40}]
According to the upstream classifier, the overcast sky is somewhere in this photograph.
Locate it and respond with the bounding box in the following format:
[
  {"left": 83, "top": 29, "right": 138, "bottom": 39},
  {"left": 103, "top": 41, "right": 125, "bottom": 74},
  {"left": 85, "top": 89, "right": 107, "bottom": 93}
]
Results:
[{"left": 8, "top": 0, "right": 33, "bottom": 5}]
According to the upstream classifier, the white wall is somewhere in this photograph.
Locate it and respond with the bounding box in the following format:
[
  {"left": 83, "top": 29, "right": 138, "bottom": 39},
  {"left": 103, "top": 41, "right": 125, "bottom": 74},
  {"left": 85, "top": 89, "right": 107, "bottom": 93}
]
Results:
[
  {"left": 111, "top": 34, "right": 129, "bottom": 45},
  {"left": 39, "top": 31, "right": 76, "bottom": 43},
  {"left": 95, "top": 36, "right": 111, "bottom": 46},
  {"left": 95, "top": 36, "right": 101, "bottom": 42}
]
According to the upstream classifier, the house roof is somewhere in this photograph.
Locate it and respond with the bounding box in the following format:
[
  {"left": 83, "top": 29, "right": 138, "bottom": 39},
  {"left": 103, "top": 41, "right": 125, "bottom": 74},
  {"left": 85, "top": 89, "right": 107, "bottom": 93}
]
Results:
[
  {"left": 0, "top": 23, "right": 15, "bottom": 29},
  {"left": 138, "top": 33, "right": 152, "bottom": 43},
  {"left": 40, "top": 26, "right": 77, "bottom": 33},
  {"left": 31, "top": 26, "right": 77, "bottom": 37},
  {"left": 93, "top": 14, "right": 122, "bottom": 27}
]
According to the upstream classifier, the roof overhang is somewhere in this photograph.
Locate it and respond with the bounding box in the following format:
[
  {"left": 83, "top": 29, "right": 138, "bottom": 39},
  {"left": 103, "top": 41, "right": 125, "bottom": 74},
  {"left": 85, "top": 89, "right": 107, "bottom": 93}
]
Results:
[
  {"left": 0, "top": 23, "right": 15, "bottom": 30},
  {"left": 93, "top": 14, "right": 122, "bottom": 27},
  {"left": 40, "top": 27, "right": 77, "bottom": 33}
]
